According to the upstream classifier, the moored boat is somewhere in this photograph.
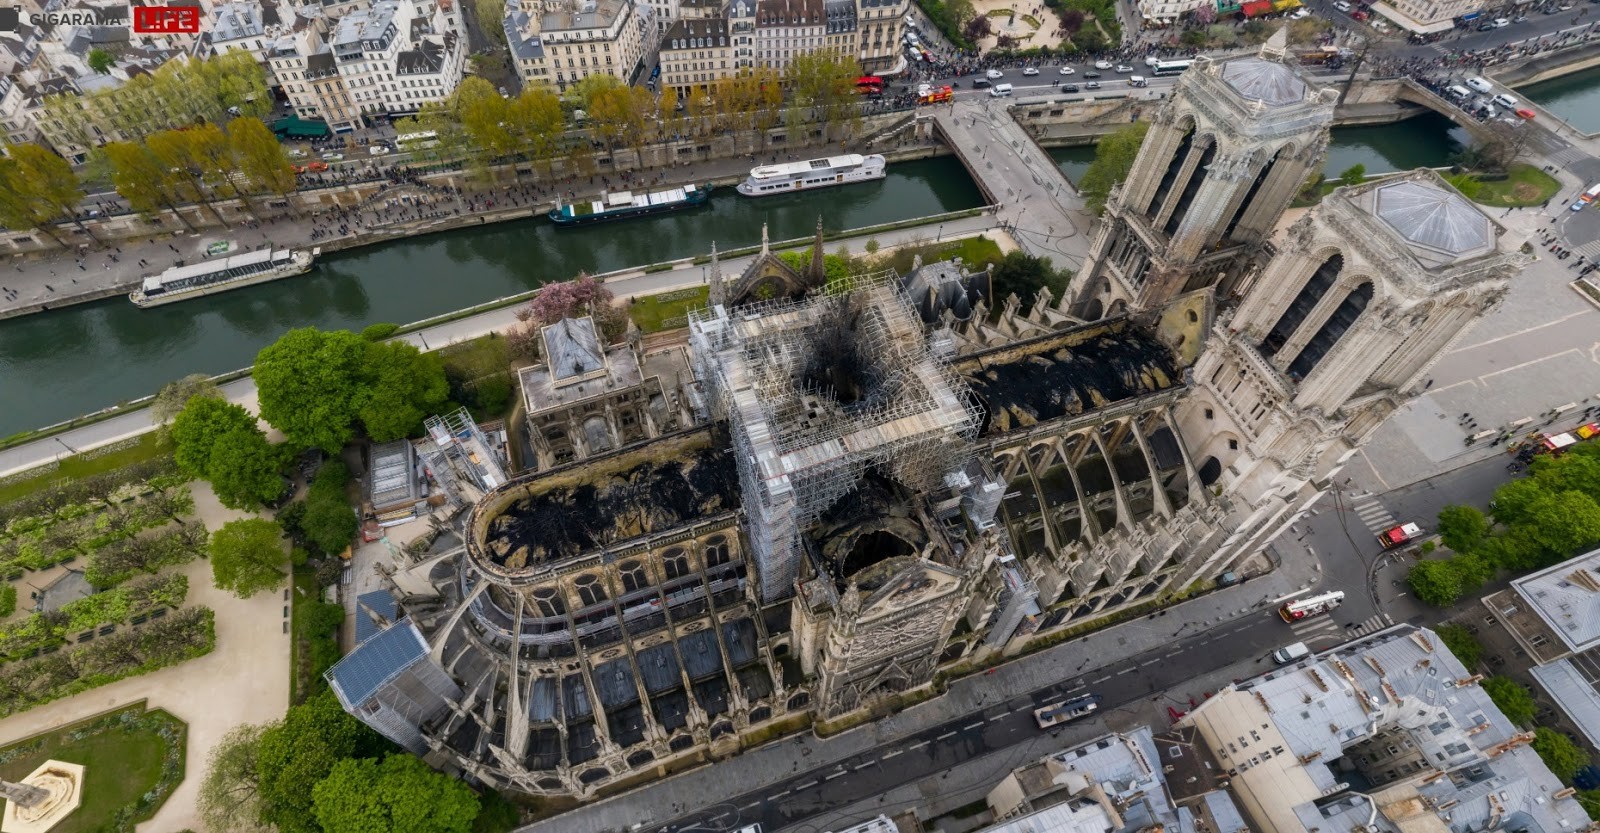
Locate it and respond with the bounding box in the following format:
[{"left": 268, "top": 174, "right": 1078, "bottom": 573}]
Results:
[
  {"left": 130, "top": 248, "right": 317, "bottom": 308},
  {"left": 548, "top": 183, "right": 711, "bottom": 226},
  {"left": 736, "top": 154, "right": 887, "bottom": 197}
]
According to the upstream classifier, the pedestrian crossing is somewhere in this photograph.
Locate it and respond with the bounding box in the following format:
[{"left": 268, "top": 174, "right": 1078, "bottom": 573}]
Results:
[
  {"left": 1550, "top": 147, "right": 1590, "bottom": 168},
  {"left": 1572, "top": 238, "right": 1600, "bottom": 259},
  {"left": 1288, "top": 613, "right": 1394, "bottom": 646},
  {"left": 1348, "top": 493, "right": 1397, "bottom": 538}
]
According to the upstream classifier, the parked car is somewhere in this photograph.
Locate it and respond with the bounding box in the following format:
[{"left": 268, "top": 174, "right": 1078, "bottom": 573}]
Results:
[
  {"left": 1493, "top": 16, "right": 1510, "bottom": 26},
  {"left": 1465, "top": 76, "right": 1493, "bottom": 93},
  {"left": 1058, "top": 65, "right": 1075, "bottom": 75},
  {"left": 1114, "top": 64, "right": 1134, "bottom": 73},
  {"left": 1023, "top": 66, "right": 1039, "bottom": 76},
  {"left": 320, "top": 152, "right": 344, "bottom": 162},
  {"left": 1094, "top": 60, "right": 1113, "bottom": 69},
  {"left": 1515, "top": 107, "right": 1537, "bottom": 119},
  {"left": 1062, "top": 83, "right": 1080, "bottom": 92},
  {"left": 1333, "top": 0, "right": 1351, "bottom": 10},
  {"left": 974, "top": 77, "right": 991, "bottom": 87},
  {"left": 986, "top": 68, "right": 1004, "bottom": 79},
  {"left": 1290, "top": 7, "right": 1309, "bottom": 17},
  {"left": 1085, "top": 81, "right": 1101, "bottom": 89},
  {"left": 1084, "top": 70, "right": 1101, "bottom": 78},
  {"left": 1477, "top": 20, "right": 1495, "bottom": 28}
]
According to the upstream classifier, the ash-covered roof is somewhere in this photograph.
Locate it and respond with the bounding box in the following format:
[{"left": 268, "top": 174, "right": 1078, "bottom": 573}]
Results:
[
  {"left": 1220, "top": 57, "right": 1306, "bottom": 107},
  {"left": 477, "top": 429, "right": 740, "bottom": 570},
  {"left": 958, "top": 321, "right": 1179, "bottom": 436}
]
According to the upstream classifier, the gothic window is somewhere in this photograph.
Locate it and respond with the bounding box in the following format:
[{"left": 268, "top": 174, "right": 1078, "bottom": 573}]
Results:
[
  {"left": 575, "top": 573, "right": 608, "bottom": 607},
  {"left": 619, "top": 560, "right": 648, "bottom": 593},
  {"left": 1219, "top": 147, "right": 1284, "bottom": 244},
  {"left": 704, "top": 536, "right": 731, "bottom": 567},
  {"left": 1146, "top": 125, "right": 1194, "bottom": 218},
  {"left": 1286, "top": 282, "right": 1374, "bottom": 380},
  {"left": 532, "top": 587, "right": 566, "bottom": 617},
  {"left": 663, "top": 547, "right": 691, "bottom": 580},
  {"left": 1163, "top": 140, "right": 1217, "bottom": 237},
  {"left": 1263, "top": 254, "right": 1343, "bottom": 357}
]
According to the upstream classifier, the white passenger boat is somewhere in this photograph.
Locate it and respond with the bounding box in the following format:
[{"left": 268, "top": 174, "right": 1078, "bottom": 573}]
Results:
[
  {"left": 130, "top": 247, "right": 317, "bottom": 308},
  {"left": 736, "top": 153, "right": 887, "bottom": 197}
]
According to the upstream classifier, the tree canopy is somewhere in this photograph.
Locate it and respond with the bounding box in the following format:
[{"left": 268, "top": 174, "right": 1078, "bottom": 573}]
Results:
[
  {"left": 255, "top": 327, "right": 448, "bottom": 450},
  {"left": 1481, "top": 675, "right": 1536, "bottom": 727},
  {"left": 170, "top": 396, "right": 283, "bottom": 509},
  {"left": 210, "top": 518, "right": 289, "bottom": 598},
  {"left": 198, "top": 723, "right": 271, "bottom": 833},
  {"left": 991, "top": 251, "right": 1072, "bottom": 314},
  {"left": 1533, "top": 727, "right": 1589, "bottom": 783},
  {"left": 1434, "top": 623, "right": 1483, "bottom": 669},
  {"left": 1079, "top": 122, "right": 1150, "bottom": 215},
  {"left": 312, "top": 754, "right": 479, "bottom": 833},
  {"left": 256, "top": 691, "right": 391, "bottom": 833},
  {"left": 154, "top": 373, "right": 223, "bottom": 424},
  {"left": 1436, "top": 505, "right": 1489, "bottom": 554}
]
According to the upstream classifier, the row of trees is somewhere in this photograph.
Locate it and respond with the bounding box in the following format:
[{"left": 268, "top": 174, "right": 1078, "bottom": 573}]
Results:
[
  {"left": 1408, "top": 441, "right": 1600, "bottom": 606},
  {"left": 200, "top": 689, "right": 508, "bottom": 833},
  {"left": 42, "top": 51, "right": 272, "bottom": 151},
  {"left": 402, "top": 53, "right": 859, "bottom": 183}
]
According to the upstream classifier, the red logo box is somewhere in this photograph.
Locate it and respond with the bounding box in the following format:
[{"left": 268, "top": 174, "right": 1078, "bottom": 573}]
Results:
[{"left": 132, "top": 6, "right": 201, "bottom": 33}]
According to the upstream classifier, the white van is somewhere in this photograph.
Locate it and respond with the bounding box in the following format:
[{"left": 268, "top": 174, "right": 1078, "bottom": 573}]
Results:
[
  {"left": 1129, "top": 75, "right": 1149, "bottom": 87},
  {"left": 1272, "top": 642, "right": 1311, "bottom": 664},
  {"left": 1444, "top": 84, "right": 1471, "bottom": 101},
  {"left": 1493, "top": 93, "right": 1519, "bottom": 109},
  {"left": 989, "top": 83, "right": 1014, "bottom": 97},
  {"left": 1466, "top": 76, "right": 1493, "bottom": 93}
]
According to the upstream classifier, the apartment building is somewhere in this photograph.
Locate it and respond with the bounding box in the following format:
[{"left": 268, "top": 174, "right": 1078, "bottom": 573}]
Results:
[
  {"left": 854, "top": 0, "right": 903, "bottom": 71},
  {"left": 658, "top": 17, "right": 732, "bottom": 98},
  {"left": 754, "top": 0, "right": 823, "bottom": 69},
  {"left": 1371, "top": 0, "right": 1482, "bottom": 35},
  {"left": 208, "top": 1, "right": 282, "bottom": 62},
  {"left": 505, "top": 0, "right": 655, "bottom": 91}
]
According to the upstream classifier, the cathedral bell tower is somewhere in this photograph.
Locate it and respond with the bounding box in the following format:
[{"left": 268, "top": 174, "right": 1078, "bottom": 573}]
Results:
[{"left": 1071, "top": 27, "right": 1338, "bottom": 319}]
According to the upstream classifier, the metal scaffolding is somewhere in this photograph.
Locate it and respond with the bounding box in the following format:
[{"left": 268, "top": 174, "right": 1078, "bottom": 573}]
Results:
[{"left": 689, "top": 270, "right": 982, "bottom": 601}]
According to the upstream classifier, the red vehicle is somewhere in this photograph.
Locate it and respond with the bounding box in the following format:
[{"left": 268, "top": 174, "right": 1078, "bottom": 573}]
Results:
[
  {"left": 1515, "top": 107, "right": 1537, "bottom": 119},
  {"left": 855, "top": 75, "right": 885, "bottom": 92},
  {"left": 918, "top": 85, "right": 954, "bottom": 104},
  {"left": 294, "top": 161, "right": 330, "bottom": 174},
  {"left": 1377, "top": 522, "right": 1422, "bottom": 549},
  {"left": 1279, "top": 591, "right": 1345, "bottom": 622}
]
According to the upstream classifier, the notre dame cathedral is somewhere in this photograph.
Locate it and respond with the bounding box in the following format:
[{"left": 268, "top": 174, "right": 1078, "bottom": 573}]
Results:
[{"left": 326, "top": 28, "right": 1530, "bottom": 799}]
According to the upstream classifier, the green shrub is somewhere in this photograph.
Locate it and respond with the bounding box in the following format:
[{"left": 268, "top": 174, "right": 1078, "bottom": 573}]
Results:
[
  {"left": 360, "top": 322, "right": 401, "bottom": 341},
  {"left": 0, "top": 586, "right": 14, "bottom": 618}
]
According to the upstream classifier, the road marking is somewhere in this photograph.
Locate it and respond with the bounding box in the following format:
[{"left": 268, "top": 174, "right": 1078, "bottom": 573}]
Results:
[
  {"left": 1117, "top": 667, "right": 1137, "bottom": 675},
  {"left": 1140, "top": 659, "right": 1161, "bottom": 667},
  {"left": 712, "top": 813, "right": 729, "bottom": 822},
  {"left": 883, "top": 749, "right": 903, "bottom": 759},
  {"left": 1165, "top": 651, "right": 1182, "bottom": 658},
  {"left": 825, "top": 771, "right": 846, "bottom": 780},
  {"left": 741, "top": 801, "right": 759, "bottom": 809},
  {"left": 936, "top": 731, "right": 957, "bottom": 741},
  {"left": 853, "top": 762, "right": 872, "bottom": 771},
  {"left": 910, "top": 740, "right": 929, "bottom": 749},
  {"left": 988, "top": 713, "right": 1007, "bottom": 722},
  {"left": 1090, "top": 675, "right": 1109, "bottom": 683},
  {"left": 773, "top": 790, "right": 791, "bottom": 798},
  {"left": 964, "top": 721, "right": 984, "bottom": 730},
  {"left": 795, "top": 780, "right": 817, "bottom": 790}
]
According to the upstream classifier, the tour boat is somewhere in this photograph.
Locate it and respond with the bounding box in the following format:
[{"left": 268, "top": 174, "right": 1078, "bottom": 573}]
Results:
[
  {"left": 736, "top": 154, "right": 887, "bottom": 197},
  {"left": 130, "top": 248, "right": 318, "bottom": 308},
  {"left": 548, "top": 183, "right": 711, "bottom": 226}
]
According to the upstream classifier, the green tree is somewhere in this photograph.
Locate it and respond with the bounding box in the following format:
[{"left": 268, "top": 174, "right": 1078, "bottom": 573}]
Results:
[
  {"left": 1522, "top": 490, "right": 1600, "bottom": 565},
  {"left": 1408, "top": 558, "right": 1464, "bottom": 607},
  {"left": 1437, "top": 504, "right": 1490, "bottom": 553},
  {"left": 1446, "top": 172, "right": 1483, "bottom": 200},
  {"left": 198, "top": 723, "right": 270, "bottom": 833},
  {"left": 1338, "top": 164, "right": 1367, "bottom": 188},
  {"left": 257, "top": 691, "right": 390, "bottom": 833},
  {"left": 354, "top": 341, "right": 449, "bottom": 442},
  {"left": 1435, "top": 623, "right": 1483, "bottom": 669},
  {"left": 509, "top": 85, "right": 566, "bottom": 174},
  {"left": 210, "top": 518, "right": 289, "bottom": 598},
  {"left": 104, "top": 140, "right": 197, "bottom": 231},
  {"left": 1482, "top": 675, "right": 1537, "bottom": 727},
  {"left": 1533, "top": 727, "right": 1589, "bottom": 783},
  {"left": 455, "top": 77, "right": 514, "bottom": 180},
  {"left": 230, "top": 117, "right": 298, "bottom": 213},
  {"left": 170, "top": 396, "right": 283, "bottom": 509},
  {"left": 1579, "top": 789, "right": 1600, "bottom": 819},
  {"left": 153, "top": 373, "right": 222, "bottom": 424},
  {"left": 565, "top": 73, "right": 623, "bottom": 112},
  {"left": 991, "top": 251, "right": 1071, "bottom": 314},
  {"left": 301, "top": 462, "right": 358, "bottom": 556},
  {"left": 0, "top": 143, "right": 96, "bottom": 248},
  {"left": 87, "top": 47, "right": 115, "bottom": 74},
  {"left": 313, "top": 754, "right": 479, "bottom": 833},
  {"left": 1079, "top": 122, "right": 1150, "bottom": 215},
  {"left": 148, "top": 126, "right": 232, "bottom": 226},
  {"left": 255, "top": 328, "right": 368, "bottom": 451}
]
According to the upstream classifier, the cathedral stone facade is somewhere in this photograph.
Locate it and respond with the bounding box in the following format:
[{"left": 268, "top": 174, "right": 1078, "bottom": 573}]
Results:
[{"left": 327, "top": 33, "right": 1531, "bottom": 802}]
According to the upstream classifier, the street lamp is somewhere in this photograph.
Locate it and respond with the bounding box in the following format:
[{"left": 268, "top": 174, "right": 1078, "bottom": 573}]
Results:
[
  {"left": 54, "top": 437, "right": 76, "bottom": 455},
  {"left": 937, "top": 224, "right": 944, "bottom": 241}
]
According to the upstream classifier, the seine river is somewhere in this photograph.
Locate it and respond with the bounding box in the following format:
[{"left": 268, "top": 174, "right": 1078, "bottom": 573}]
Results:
[{"left": 0, "top": 113, "right": 1476, "bottom": 437}]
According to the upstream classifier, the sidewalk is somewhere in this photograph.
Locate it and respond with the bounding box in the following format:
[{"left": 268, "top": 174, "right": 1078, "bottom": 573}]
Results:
[
  {"left": 0, "top": 212, "right": 1003, "bottom": 481},
  {"left": 516, "top": 543, "right": 1324, "bottom": 833}
]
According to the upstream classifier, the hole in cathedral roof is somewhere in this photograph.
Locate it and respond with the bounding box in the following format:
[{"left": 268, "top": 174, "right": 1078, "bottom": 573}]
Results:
[
  {"left": 957, "top": 320, "right": 1181, "bottom": 436},
  {"left": 478, "top": 428, "right": 740, "bottom": 571},
  {"left": 799, "top": 292, "right": 883, "bottom": 410}
]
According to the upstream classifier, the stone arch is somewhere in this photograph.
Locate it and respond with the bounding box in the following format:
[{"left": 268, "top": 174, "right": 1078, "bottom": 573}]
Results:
[
  {"left": 668, "top": 734, "right": 697, "bottom": 753},
  {"left": 710, "top": 720, "right": 735, "bottom": 739},
  {"left": 787, "top": 692, "right": 811, "bottom": 710},
  {"left": 1081, "top": 297, "right": 1105, "bottom": 321},
  {"left": 1263, "top": 250, "right": 1344, "bottom": 357},
  {"left": 749, "top": 706, "right": 772, "bottom": 723},
  {"left": 626, "top": 749, "right": 656, "bottom": 767},
  {"left": 1108, "top": 298, "right": 1128, "bottom": 317},
  {"left": 573, "top": 572, "right": 609, "bottom": 607},
  {"left": 1220, "top": 143, "right": 1294, "bottom": 244},
  {"left": 662, "top": 546, "right": 691, "bottom": 580},
  {"left": 1288, "top": 280, "right": 1375, "bottom": 380},
  {"left": 578, "top": 767, "right": 610, "bottom": 785},
  {"left": 1143, "top": 118, "right": 1199, "bottom": 217},
  {"left": 1197, "top": 456, "right": 1223, "bottom": 486},
  {"left": 1163, "top": 136, "right": 1219, "bottom": 237}
]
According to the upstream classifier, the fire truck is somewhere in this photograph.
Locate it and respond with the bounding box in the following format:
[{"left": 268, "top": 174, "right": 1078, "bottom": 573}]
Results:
[
  {"left": 918, "top": 85, "right": 953, "bottom": 105},
  {"left": 1278, "top": 591, "right": 1344, "bottom": 623},
  {"left": 1377, "top": 522, "right": 1422, "bottom": 550}
]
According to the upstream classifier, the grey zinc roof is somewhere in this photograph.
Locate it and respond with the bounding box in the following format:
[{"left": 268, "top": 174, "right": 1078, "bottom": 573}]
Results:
[
  {"left": 1530, "top": 657, "right": 1600, "bottom": 748},
  {"left": 1510, "top": 546, "right": 1600, "bottom": 653},
  {"left": 1373, "top": 180, "right": 1494, "bottom": 257},
  {"left": 543, "top": 317, "right": 606, "bottom": 381},
  {"left": 1220, "top": 57, "right": 1307, "bottom": 107},
  {"left": 326, "top": 618, "right": 427, "bottom": 707}
]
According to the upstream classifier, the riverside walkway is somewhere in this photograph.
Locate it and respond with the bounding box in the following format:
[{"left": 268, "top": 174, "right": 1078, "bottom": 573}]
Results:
[{"left": 0, "top": 213, "right": 1003, "bottom": 480}]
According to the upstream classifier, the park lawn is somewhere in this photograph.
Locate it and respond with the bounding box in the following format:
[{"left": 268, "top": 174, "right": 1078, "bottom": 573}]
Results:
[
  {"left": 0, "top": 433, "right": 172, "bottom": 506},
  {"left": 1469, "top": 163, "right": 1561, "bottom": 208},
  {"left": 630, "top": 285, "right": 710, "bottom": 333},
  {"left": 877, "top": 234, "right": 1006, "bottom": 275},
  {"left": 0, "top": 703, "right": 184, "bottom": 833},
  {"left": 436, "top": 331, "right": 512, "bottom": 381},
  {"left": 288, "top": 567, "right": 322, "bottom": 705}
]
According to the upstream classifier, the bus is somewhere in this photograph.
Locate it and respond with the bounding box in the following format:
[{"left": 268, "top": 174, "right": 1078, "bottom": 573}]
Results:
[
  {"left": 1582, "top": 183, "right": 1600, "bottom": 203},
  {"left": 1034, "top": 693, "right": 1101, "bottom": 729},
  {"left": 856, "top": 75, "right": 885, "bottom": 93},
  {"left": 1152, "top": 59, "right": 1193, "bottom": 77},
  {"left": 396, "top": 130, "right": 440, "bottom": 151}
]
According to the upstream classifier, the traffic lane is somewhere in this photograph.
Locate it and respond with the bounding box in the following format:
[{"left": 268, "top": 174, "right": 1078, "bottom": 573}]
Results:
[{"left": 663, "top": 613, "right": 1294, "bottom": 833}]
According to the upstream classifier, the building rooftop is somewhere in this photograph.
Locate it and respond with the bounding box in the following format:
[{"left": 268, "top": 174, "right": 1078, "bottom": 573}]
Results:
[
  {"left": 957, "top": 320, "right": 1180, "bottom": 436},
  {"left": 1373, "top": 180, "right": 1494, "bottom": 259},
  {"left": 327, "top": 617, "right": 429, "bottom": 707},
  {"left": 367, "top": 439, "right": 422, "bottom": 511},
  {"left": 1507, "top": 545, "right": 1600, "bottom": 654},
  {"left": 541, "top": 0, "right": 627, "bottom": 33},
  {"left": 212, "top": 1, "right": 266, "bottom": 42},
  {"left": 334, "top": 0, "right": 399, "bottom": 48},
  {"left": 900, "top": 259, "right": 990, "bottom": 325},
  {"left": 472, "top": 428, "right": 740, "bottom": 573},
  {"left": 1220, "top": 57, "right": 1307, "bottom": 107}
]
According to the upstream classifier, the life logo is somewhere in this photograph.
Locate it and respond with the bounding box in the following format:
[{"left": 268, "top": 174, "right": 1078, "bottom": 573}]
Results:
[{"left": 0, "top": 4, "right": 200, "bottom": 33}]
